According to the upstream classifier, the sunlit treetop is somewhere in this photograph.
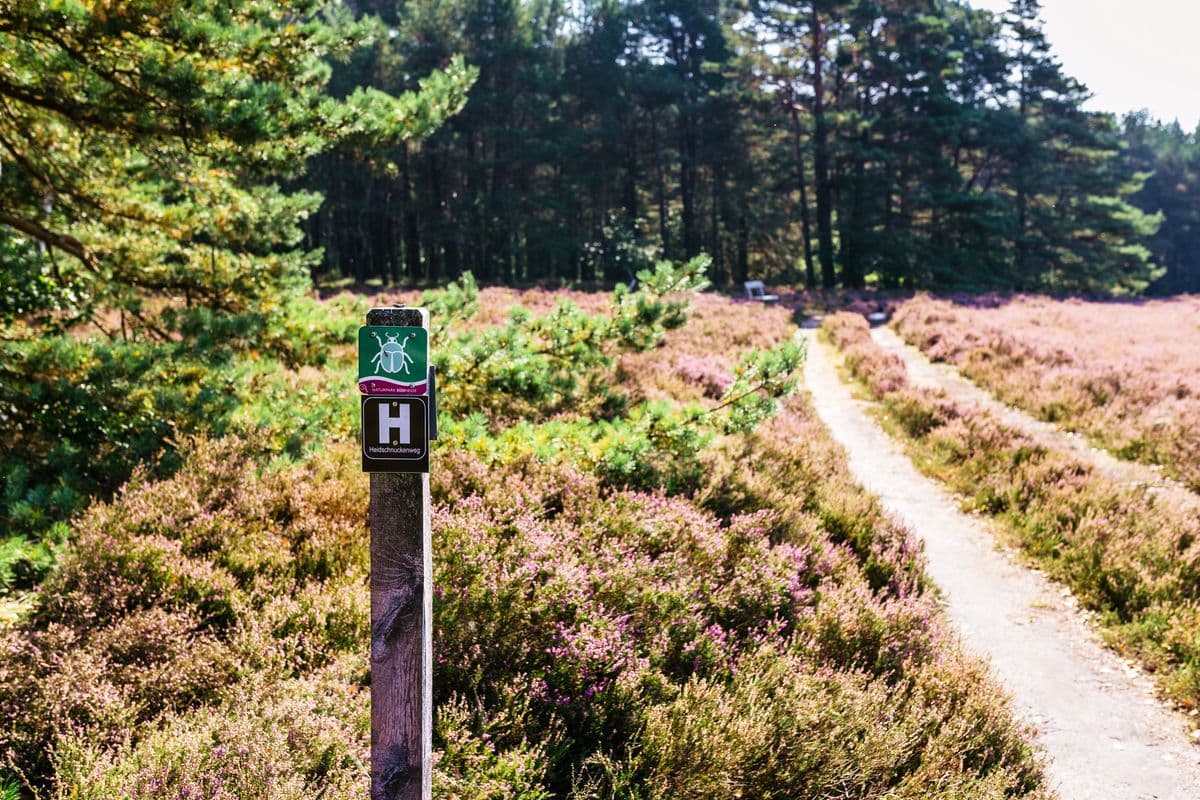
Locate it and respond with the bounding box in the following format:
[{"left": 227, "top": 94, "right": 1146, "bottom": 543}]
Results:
[{"left": 0, "top": 0, "right": 476, "bottom": 334}]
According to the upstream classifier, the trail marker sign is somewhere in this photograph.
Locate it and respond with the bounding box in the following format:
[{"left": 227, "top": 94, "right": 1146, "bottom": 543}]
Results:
[
  {"left": 362, "top": 396, "right": 429, "bottom": 473},
  {"left": 362, "top": 306, "right": 432, "bottom": 800},
  {"left": 359, "top": 326, "right": 429, "bottom": 394}
]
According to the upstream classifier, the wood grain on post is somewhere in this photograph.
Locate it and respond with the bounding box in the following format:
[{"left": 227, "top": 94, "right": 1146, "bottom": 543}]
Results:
[{"left": 366, "top": 306, "right": 432, "bottom": 800}]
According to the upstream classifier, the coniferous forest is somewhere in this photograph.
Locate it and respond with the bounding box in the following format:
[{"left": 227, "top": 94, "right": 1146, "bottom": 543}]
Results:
[
  {"left": 300, "top": 0, "right": 1198, "bottom": 295},
  {"left": 3, "top": 0, "right": 1199, "bottom": 311}
]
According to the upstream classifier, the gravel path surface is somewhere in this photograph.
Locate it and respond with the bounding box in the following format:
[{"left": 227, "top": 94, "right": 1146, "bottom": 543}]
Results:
[
  {"left": 803, "top": 329, "right": 1200, "bottom": 800},
  {"left": 871, "top": 325, "right": 1199, "bottom": 512}
]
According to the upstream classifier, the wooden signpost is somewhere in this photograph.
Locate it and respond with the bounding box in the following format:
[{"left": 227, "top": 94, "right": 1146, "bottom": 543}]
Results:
[{"left": 360, "top": 306, "right": 433, "bottom": 800}]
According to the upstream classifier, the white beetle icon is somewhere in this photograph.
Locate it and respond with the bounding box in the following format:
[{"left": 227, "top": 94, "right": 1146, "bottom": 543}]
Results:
[{"left": 370, "top": 331, "right": 415, "bottom": 375}]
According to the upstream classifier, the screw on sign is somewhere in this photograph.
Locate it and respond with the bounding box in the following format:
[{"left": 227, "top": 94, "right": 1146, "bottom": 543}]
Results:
[{"left": 360, "top": 306, "right": 432, "bottom": 800}]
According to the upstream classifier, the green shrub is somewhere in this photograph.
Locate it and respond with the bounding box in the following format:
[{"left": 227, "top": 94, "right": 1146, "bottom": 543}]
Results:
[{"left": 0, "top": 337, "right": 233, "bottom": 538}]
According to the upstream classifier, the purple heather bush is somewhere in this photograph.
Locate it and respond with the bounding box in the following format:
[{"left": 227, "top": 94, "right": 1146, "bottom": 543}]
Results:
[
  {"left": 0, "top": 290, "right": 1051, "bottom": 798},
  {"left": 823, "top": 312, "right": 909, "bottom": 397},
  {"left": 429, "top": 403, "right": 1045, "bottom": 796},
  {"left": 641, "top": 645, "right": 1043, "bottom": 800}
]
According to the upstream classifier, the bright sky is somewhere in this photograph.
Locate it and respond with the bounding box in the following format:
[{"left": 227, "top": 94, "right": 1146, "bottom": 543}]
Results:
[{"left": 968, "top": 0, "right": 1200, "bottom": 130}]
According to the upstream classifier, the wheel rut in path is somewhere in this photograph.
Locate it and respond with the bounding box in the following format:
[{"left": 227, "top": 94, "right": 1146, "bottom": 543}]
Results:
[
  {"left": 871, "top": 325, "right": 1200, "bottom": 512},
  {"left": 802, "top": 330, "right": 1200, "bottom": 800}
]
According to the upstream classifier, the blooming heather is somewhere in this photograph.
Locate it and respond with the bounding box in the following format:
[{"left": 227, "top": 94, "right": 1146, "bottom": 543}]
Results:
[
  {"left": 0, "top": 291, "right": 1050, "bottom": 798},
  {"left": 893, "top": 294, "right": 1200, "bottom": 491}
]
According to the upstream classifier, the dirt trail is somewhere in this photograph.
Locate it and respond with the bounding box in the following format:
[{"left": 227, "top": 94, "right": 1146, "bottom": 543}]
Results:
[
  {"left": 802, "top": 329, "right": 1200, "bottom": 800},
  {"left": 871, "top": 325, "right": 1200, "bottom": 512}
]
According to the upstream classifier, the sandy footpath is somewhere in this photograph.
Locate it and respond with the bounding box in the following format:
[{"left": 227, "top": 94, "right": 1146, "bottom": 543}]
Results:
[{"left": 802, "top": 329, "right": 1200, "bottom": 800}]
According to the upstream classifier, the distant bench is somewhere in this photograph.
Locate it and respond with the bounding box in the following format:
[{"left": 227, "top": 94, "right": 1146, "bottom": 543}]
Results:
[{"left": 743, "top": 280, "right": 779, "bottom": 303}]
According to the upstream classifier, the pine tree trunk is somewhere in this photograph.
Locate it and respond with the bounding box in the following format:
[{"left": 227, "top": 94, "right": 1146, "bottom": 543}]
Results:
[
  {"left": 623, "top": 116, "right": 639, "bottom": 222},
  {"left": 402, "top": 144, "right": 421, "bottom": 284},
  {"left": 655, "top": 124, "right": 671, "bottom": 259},
  {"left": 737, "top": 211, "right": 749, "bottom": 284},
  {"left": 427, "top": 149, "right": 444, "bottom": 284},
  {"left": 787, "top": 87, "right": 817, "bottom": 288},
  {"left": 680, "top": 126, "right": 697, "bottom": 258},
  {"left": 843, "top": 136, "right": 867, "bottom": 289},
  {"left": 811, "top": 6, "right": 836, "bottom": 288},
  {"left": 711, "top": 164, "right": 722, "bottom": 280}
]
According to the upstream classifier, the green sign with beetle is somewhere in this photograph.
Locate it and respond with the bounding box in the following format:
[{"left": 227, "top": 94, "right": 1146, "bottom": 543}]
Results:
[{"left": 358, "top": 326, "right": 429, "bottom": 395}]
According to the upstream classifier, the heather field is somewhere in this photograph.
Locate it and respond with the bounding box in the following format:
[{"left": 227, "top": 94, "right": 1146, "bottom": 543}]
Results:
[
  {"left": 0, "top": 279, "right": 1050, "bottom": 799},
  {"left": 824, "top": 312, "right": 1200, "bottom": 710},
  {"left": 893, "top": 295, "right": 1200, "bottom": 491},
  {"left": 10, "top": 0, "right": 1200, "bottom": 795}
]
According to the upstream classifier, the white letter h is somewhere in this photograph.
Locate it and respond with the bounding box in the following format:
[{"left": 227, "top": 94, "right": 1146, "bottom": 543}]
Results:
[{"left": 379, "top": 403, "right": 411, "bottom": 445}]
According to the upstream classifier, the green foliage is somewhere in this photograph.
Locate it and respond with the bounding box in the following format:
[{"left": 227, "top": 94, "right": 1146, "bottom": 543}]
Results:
[
  {"left": 432, "top": 258, "right": 710, "bottom": 425},
  {"left": 422, "top": 272, "right": 480, "bottom": 338},
  {"left": 718, "top": 336, "right": 806, "bottom": 433},
  {"left": 304, "top": 0, "right": 1169, "bottom": 296},
  {"left": 0, "top": 2, "right": 476, "bottom": 587},
  {"left": 0, "top": 530, "right": 61, "bottom": 596},
  {"left": 1122, "top": 113, "right": 1200, "bottom": 294},
  {"left": 0, "top": 0, "right": 475, "bottom": 336},
  {"left": 997, "top": 1, "right": 1162, "bottom": 294},
  {"left": 0, "top": 232, "right": 86, "bottom": 329},
  {"left": 428, "top": 258, "right": 797, "bottom": 495},
  {"left": 609, "top": 256, "right": 714, "bottom": 350},
  {"left": 441, "top": 327, "right": 802, "bottom": 496},
  {"left": 0, "top": 290, "right": 365, "bottom": 548},
  {"left": 168, "top": 292, "right": 365, "bottom": 367},
  {"left": 0, "top": 337, "right": 232, "bottom": 538},
  {"left": 441, "top": 403, "right": 712, "bottom": 495}
]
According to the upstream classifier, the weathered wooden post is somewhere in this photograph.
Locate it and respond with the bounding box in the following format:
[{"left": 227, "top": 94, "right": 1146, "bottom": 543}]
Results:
[{"left": 359, "top": 306, "right": 433, "bottom": 800}]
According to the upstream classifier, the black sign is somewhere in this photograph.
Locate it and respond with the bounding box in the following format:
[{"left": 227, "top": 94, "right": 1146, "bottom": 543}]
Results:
[{"left": 362, "top": 396, "right": 429, "bottom": 473}]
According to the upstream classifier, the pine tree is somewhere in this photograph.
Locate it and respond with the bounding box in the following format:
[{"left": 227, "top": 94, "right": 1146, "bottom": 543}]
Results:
[
  {"left": 1000, "top": 0, "right": 1160, "bottom": 293},
  {"left": 1122, "top": 113, "right": 1200, "bottom": 294},
  {"left": 0, "top": 0, "right": 475, "bottom": 335},
  {"left": 286, "top": 0, "right": 1165, "bottom": 296}
]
